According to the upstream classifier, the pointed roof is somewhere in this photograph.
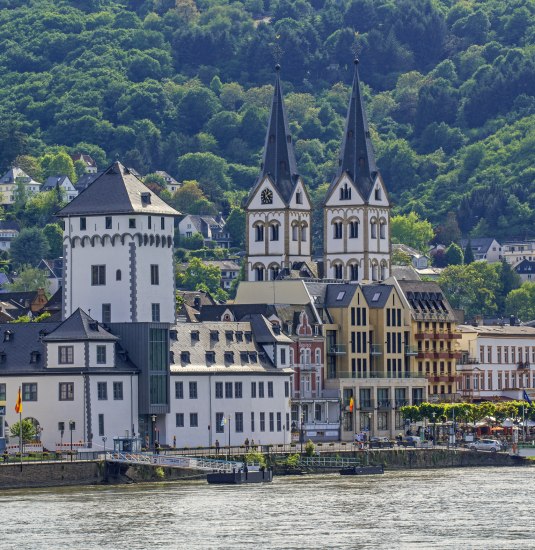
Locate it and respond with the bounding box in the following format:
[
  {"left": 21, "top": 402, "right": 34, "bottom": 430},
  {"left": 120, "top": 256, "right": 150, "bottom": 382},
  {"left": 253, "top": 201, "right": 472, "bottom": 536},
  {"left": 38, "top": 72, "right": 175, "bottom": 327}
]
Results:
[
  {"left": 258, "top": 65, "right": 299, "bottom": 204},
  {"left": 43, "top": 308, "right": 118, "bottom": 342},
  {"left": 57, "top": 161, "right": 179, "bottom": 217},
  {"left": 334, "top": 59, "right": 378, "bottom": 200}
]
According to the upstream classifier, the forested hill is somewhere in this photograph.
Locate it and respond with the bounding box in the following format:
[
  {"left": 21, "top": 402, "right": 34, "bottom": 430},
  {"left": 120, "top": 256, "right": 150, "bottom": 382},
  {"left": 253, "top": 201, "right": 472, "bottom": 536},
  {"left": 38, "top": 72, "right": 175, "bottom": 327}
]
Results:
[{"left": 0, "top": 0, "right": 534, "bottom": 239}]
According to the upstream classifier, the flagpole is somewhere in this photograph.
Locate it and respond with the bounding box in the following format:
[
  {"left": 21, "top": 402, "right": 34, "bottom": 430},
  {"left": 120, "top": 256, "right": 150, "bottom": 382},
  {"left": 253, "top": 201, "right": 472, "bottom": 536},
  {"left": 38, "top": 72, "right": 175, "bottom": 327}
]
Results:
[{"left": 18, "top": 387, "right": 22, "bottom": 472}]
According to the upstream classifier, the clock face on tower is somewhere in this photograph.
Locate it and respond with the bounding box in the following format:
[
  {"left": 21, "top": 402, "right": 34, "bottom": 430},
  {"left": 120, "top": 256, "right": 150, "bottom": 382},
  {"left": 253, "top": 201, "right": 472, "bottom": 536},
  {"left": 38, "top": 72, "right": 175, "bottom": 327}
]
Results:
[{"left": 261, "top": 188, "right": 273, "bottom": 204}]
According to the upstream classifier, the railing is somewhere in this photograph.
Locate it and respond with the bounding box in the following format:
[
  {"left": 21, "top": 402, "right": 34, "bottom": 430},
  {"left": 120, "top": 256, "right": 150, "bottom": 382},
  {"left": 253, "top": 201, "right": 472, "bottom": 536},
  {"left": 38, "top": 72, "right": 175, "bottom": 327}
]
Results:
[
  {"left": 376, "top": 400, "right": 392, "bottom": 410},
  {"left": 297, "top": 456, "right": 363, "bottom": 468},
  {"left": 370, "top": 344, "right": 382, "bottom": 356},
  {"left": 328, "top": 345, "right": 346, "bottom": 355},
  {"left": 337, "top": 371, "right": 427, "bottom": 379},
  {"left": 303, "top": 422, "right": 340, "bottom": 431},
  {"left": 359, "top": 400, "right": 374, "bottom": 410},
  {"left": 518, "top": 362, "right": 531, "bottom": 369},
  {"left": 405, "top": 346, "right": 418, "bottom": 356}
]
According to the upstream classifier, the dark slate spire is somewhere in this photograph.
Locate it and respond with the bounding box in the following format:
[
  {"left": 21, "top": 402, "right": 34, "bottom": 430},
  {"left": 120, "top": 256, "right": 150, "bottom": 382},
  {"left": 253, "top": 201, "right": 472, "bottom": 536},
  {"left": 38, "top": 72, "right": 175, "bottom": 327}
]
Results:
[
  {"left": 337, "top": 59, "right": 378, "bottom": 198},
  {"left": 259, "top": 65, "right": 299, "bottom": 203}
]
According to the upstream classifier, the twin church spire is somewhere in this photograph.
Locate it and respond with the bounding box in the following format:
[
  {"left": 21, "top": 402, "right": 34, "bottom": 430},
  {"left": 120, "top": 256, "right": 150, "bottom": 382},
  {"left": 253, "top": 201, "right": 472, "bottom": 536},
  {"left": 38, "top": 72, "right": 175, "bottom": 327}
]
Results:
[{"left": 245, "top": 60, "right": 390, "bottom": 283}]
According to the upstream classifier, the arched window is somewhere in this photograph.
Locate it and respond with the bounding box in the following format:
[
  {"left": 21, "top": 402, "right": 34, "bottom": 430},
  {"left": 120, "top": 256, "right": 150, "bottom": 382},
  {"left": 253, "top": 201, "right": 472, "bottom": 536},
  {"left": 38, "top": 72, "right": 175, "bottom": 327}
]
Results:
[
  {"left": 292, "top": 223, "right": 298, "bottom": 241},
  {"left": 315, "top": 348, "right": 321, "bottom": 364},
  {"left": 255, "top": 224, "right": 264, "bottom": 242},
  {"left": 371, "top": 263, "right": 378, "bottom": 281},
  {"left": 380, "top": 263, "right": 387, "bottom": 280},
  {"left": 255, "top": 266, "right": 265, "bottom": 281},
  {"left": 300, "top": 224, "right": 307, "bottom": 242},
  {"left": 349, "top": 220, "right": 359, "bottom": 238},
  {"left": 340, "top": 183, "right": 351, "bottom": 200},
  {"left": 349, "top": 263, "right": 359, "bottom": 281},
  {"left": 116, "top": 269, "right": 122, "bottom": 281},
  {"left": 334, "top": 263, "right": 343, "bottom": 279},
  {"left": 270, "top": 264, "right": 280, "bottom": 280},
  {"left": 370, "top": 220, "right": 377, "bottom": 239},
  {"left": 270, "top": 224, "right": 279, "bottom": 241},
  {"left": 333, "top": 221, "right": 343, "bottom": 239},
  {"left": 380, "top": 220, "right": 386, "bottom": 239}
]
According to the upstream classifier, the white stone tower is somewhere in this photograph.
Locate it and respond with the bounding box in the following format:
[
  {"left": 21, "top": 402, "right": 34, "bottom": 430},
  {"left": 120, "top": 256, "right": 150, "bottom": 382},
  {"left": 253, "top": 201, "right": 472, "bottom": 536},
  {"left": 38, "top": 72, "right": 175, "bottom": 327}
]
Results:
[
  {"left": 58, "top": 161, "right": 179, "bottom": 323},
  {"left": 323, "top": 60, "right": 391, "bottom": 282},
  {"left": 244, "top": 65, "right": 312, "bottom": 282}
]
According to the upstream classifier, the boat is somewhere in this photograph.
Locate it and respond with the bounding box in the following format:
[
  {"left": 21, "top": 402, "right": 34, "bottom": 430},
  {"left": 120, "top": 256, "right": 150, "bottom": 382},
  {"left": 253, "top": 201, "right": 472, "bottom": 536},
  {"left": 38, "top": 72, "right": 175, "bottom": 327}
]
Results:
[
  {"left": 339, "top": 465, "right": 384, "bottom": 476},
  {"left": 207, "top": 467, "right": 273, "bottom": 484}
]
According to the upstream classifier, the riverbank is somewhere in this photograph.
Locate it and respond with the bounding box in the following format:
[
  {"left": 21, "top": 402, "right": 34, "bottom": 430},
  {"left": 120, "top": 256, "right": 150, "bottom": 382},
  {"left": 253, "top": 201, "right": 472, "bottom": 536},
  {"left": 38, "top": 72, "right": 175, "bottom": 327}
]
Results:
[{"left": 0, "top": 448, "right": 529, "bottom": 490}]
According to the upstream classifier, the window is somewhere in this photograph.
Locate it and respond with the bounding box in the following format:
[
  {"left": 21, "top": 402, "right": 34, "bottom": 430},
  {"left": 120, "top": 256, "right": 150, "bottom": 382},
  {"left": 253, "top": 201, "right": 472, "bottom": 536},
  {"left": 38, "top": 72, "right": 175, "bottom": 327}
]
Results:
[
  {"left": 116, "top": 269, "right": 122, "bottom": 281},
  {"left": 375, "top": 188, "right": 381, "bottom": 201},
  {"left": 96, "top": 345, "right": 106, "bottom": 364},
  {"left": 161, "top": 217, "right": 165, "bottom": 230},
  {"left": 334, "top": 264, "right": 343, "bottom": 279},
  {"left": 251, "top": 412, "right": 255, "bottom": 432},
  {"left": 292, "top": 224, "right": 298, "bottom": 241},
  {"left": 277, "top": 412, "right": 282, "bottom": 431},
  {"left": 284, "top": 381, "right": 289, "bottom": 398},
  {"left": 379, "top": 222, "right": 386, "bottom": 239},
  {"left": 296, "top": 191, "right": 302, "bottom": 204},
  {"left": 215, "top": 382, "right": 223, "bottom": 398},
  {"left": 268, "top": 381, "right": 274, "bottom": 398},
  {"left": 175, "top": 382, "right": 184, "bottom": 399},
  {"left": 269, "top": 412, "right": 275, "bottom": 432},
  {"left": 349, "top": 221, "right": 358, "bottom": 238},
  {"left": 235, "top": 382, "right": 243, "bottom": 398},
  {"left": 251, "top": 382, "right": 257, "bottom": 398},
  {"left": 216, "top": 412, "right": 224, "bottom": 433},
  {"left": 79, "top": 217, "right": 87, "bottom": 230},
  {"left": 0, "top": 383, "right": 5, "bottom": 401},
  {"left": 102, "top": 304, "right": 111, "bottom": 323},
  {"left": 333, "top": 221, "right": 342, "bottom": 239},
  {"left": 235, "top": 412, "right": 244, "bottom": 433},
  {"left": 340, "top": 184, "right": 351, "bottom": 200},
  {"left": 189, "top": 413, "right": 198, "bottom": 427},
  {"left": 301, "top": 225, "right": 307, "bottom": 242},
  {"left": 91, "top": 265, "right": 106, "bottom": 286},
  {"left": 150, "top": 265, "right": 159, "bottom": 285},
  {"left": 260, "top": 412, "right": 266, "bottom": 432},
  {"left": 129, "top": 218, "right": 136, "bottom": 229},
  {"left": 59, "top": 382, "right": 74, "bottom": 401},
  {"left": 176, "top": 413, "right": 184, "bottom": 427},
  {"left": 113, "top": 382, "right": 123, "bottom": 400},
  {"left": 105, "top": 216, "right": 112, "bottom": 229},
  {"left": 98, "top": 414, "right": 105, "bottom": 437},
  {"left": 189, "top": 382, "right": 197, "bottom": 399},
  {"left": 151, "top": 303, "right": 160, "bottom": 322},
  {"left": 58, "top": 346, "right": 74, "bottom": 364},
  {"left": 97, "top": 382, "right": 108, "bottom": 400},
  {"left": 148, "top": 216, "right": 152, "bottom": 229},
  {"left": 225, "top": 382, "right": 233, "bottom": 398},
  {"left": 255, "top": 266, "right": 264, "bottom": 281},
  {"left": 259, "top": 382, "right": 265, "bottom": 398},
  {"left": 270, "top": 224, "right": 279, "bottom": 241},
  {"left": 349, "top": 264, "right": 358, "bottom": 281},
  {"left": 370, "top": 221, "right": 377, "bottom": 239},
  {"left": 255, "top": 225, "right": 264, "bottom": 242}
]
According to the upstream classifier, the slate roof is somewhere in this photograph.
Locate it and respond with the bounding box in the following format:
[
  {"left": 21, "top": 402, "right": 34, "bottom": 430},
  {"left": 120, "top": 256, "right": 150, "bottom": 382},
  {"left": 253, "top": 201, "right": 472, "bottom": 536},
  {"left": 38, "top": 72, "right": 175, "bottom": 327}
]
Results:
[
  {"left": 71, "top": 153, "right": 97, "bottom": 168},
  {"left": 324, "top": 283, "right": 359, "bottom": 307},
  {"left": 0, "top": 167, "right": 41, "bottom": 185},
  {"left": 457, "top": 324, "right": 535, "bottom": 337},
  {"left": 74, "top": 172, "right": 99, "bottom": 192},
  {"left": 43, "top": 308, "right": 118, "bottom": 342},
  {"left": 0, "top": 291, "right": 40, "bottom": 307},
  {"left": 170, "top": 321, "right": 292, "bottom": 374},
  {"left": 513, "top": 259, "right": 535, "bottom": 274},
  {"left": 397, "top": 280, "right": 456, "bottom": 320},
  {"left": 57, "top": 161, "right": 179, "bottom": 217},
  {"left": 0, "top": 221, "right": 20, "bottom": 231},
  {"left": 42, "top": 175, "right": 74, "bottom": 191},
  {"left": 459, "top": 238, "right": 500, "bottom": 253},
  {"left": 362, "top": 284, "right": 393, "bottom": 308}
]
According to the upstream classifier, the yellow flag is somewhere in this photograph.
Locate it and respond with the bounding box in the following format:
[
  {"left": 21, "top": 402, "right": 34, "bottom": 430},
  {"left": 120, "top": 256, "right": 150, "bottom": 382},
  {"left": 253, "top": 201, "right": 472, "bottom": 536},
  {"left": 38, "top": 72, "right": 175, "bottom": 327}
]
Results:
[{"left": 15, "top": 387, "right": 22, "bottom": 414}]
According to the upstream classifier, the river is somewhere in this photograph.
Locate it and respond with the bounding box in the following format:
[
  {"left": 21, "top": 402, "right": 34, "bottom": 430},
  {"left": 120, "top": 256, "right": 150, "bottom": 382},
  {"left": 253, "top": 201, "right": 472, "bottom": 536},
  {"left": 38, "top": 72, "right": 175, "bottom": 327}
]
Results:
[{"left": 2, "top": 467, "right": 534, "bottom": 549}]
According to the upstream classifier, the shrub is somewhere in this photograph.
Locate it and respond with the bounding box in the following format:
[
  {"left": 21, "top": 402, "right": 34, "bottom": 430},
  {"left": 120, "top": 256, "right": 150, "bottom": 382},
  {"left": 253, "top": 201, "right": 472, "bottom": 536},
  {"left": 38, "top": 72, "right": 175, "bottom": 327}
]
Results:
[
  {"left": 245, "top": 450, "right": 266, "bottom": 468},
  {"left": 285, "top": 453, "right": 300, "bottom": 468},
  {"left": 305, "top": 439, "right": 315, "bottom": 457}
]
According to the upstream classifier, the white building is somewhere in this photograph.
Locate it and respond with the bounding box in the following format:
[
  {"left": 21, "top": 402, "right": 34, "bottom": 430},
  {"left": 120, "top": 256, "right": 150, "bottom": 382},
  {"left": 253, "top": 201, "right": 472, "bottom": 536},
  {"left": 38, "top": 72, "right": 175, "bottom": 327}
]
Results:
[
  {"left": 177, "top": 214, "right": 231, "bottom": 248},
  {"left": 0, "top": 167, "right": 41, "bottom": 206},
  {"left": 460, "top": 238, "right": 502, "bottom": 263},
  {"left": 203, "top": 260, "right": 240, "bottom": 290},
  {"left": 42, "top": 175, "right": 78, "bottom": 202},
  {"left": 456, "top": 324, "right": 535, "bottom": 401}
]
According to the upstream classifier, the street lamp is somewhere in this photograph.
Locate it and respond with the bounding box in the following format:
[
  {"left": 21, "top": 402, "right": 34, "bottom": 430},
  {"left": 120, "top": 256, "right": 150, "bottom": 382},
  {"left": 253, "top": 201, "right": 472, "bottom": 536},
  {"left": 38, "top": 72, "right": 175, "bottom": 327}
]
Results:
[
  {"left": 68, "top": 420, "right": 75, "bottom": 462},
  {"left": 300, "top": 413, "right": 305, "bottom": 454},
  {"left": 368, "top": 412, "right": 373, "bottom": 441},
  {"left": 102, "top": 436, "right": 107, "bottom": 457},
  {"left": 432, "top": 412, "right": 436, "bottom": 446},
  {"left": 227, "top": 415, "right": 231, "bottom": 461},
  {"left": 151, "top": 415, "right": 157, "bottom": 452}
]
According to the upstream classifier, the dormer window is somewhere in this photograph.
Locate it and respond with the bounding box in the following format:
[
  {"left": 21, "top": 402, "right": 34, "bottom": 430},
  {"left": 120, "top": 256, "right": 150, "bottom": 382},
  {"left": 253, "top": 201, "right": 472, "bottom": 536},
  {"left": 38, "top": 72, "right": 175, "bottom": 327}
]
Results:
[
  {"left": 4, "top": 331, "right": 13, "bottom": 342},
  {"left": 191, "top": 330, "right": 199, "bottom": 343},
  {"left": 210, "top": 330, "right": 219, "bottom": 342},
  {"left": 180, "top": 351, "right": 190, "bottom": 363},
  {"left": 30, "top": 351, "right": 41, "bottom": 363},
  {"left": 224, "top": 351, "right": 234, "bottom": 363},
  {"left": 206, "top": 351, "right": 216, "bottom": 363},
  {"left": 141, "top": 192, "right": 151, "bottom": 205},
  {"left": 249, "top": 352, "right": 257, "bottom": 363},
  {"left": 89, "top": 321, "right": 99, "bottom": 331}
]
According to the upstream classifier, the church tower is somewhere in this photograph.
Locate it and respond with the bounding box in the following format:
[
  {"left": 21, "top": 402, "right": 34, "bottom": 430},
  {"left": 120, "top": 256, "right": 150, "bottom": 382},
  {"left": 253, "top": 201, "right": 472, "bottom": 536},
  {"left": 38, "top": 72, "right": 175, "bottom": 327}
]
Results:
[
  {"left": 244, "top": 65, "right": 312, "bottom": 282},
  {"left": 58, "top": 162, "right": 179, "bottom": 323},
  {"left": 323, "top": 60, "right": 391, "bottom": 282}
]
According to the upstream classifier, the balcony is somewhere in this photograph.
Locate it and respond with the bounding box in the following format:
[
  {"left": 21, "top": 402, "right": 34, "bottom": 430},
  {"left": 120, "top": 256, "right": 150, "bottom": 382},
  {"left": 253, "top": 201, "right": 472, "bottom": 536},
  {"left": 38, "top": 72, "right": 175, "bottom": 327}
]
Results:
[
  {"left": 370, "top": 344, "right": 382, "bottom": 356},
  {"left": 415, "top": 332, "right": 434, "bottom": 340},
  {"left": 449, "top": 352, "right": 462, "bottom": 360},
  {"left": 303, "top": 421, "right": 340, "bottom": 431},
  {"left": 417, "top": 351, "right": 434, "bottom": 359},
  {"left": 436, "top": 351, "right": 450, "bottom": 359},
  {"left": 338, "top": 371, "right": 427, "bottom": 379},
  {"left": 395, "top": 400, "right": 409, "bottom": 408},
  {"left": 518, "top": 362, "right": 531, "bottom": 370},
  {"left": 328, "top": 344, "right": 346, "bottom": 355},
  {"left": 376, "top": 399, "right": 392, "bottom": 410},
  {"left": 359, "top": 400, "right": 374, "bottom": 410},
  {"left": 405, "top": 345, "right": 418, "bottom": 356}
]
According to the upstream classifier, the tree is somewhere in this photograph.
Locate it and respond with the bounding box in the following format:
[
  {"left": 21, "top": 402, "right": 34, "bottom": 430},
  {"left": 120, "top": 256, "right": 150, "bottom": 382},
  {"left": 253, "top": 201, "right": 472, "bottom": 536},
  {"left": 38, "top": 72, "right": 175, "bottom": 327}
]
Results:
[
  {"left": 177, "top": 152, "right": 229, "bottom": 201},
  {"left": 497, "top": 258, "right": 521, "bottom": 313},
  {"left": 224, "top": 208, "right": 245, "bottom": 247},
  {"left": 43, "top": 223, "right": 63, "bottom": 258},
  {"left": 176, "top": 257, "right": 225, "bottom": 299},
  {"left": 391, "top": 248, "right": 412, "bottom": 266},
  {"left": 391, "top": 212, "right": 433, "bottom": 253},
  {"left": 10, "top": 229, "right": 49, "bottom": 267},
  {"left": 10, "top": 418, "right": 36, "bottom": 443},
  {"left": 180, "top": 232, "right": 204, "bottom": 250},
  {"left": 435, "top": 212, "right": 461, "bottom": 246},
  {"left": 41, "top": 151, "right": 76, "bottom": 182},
  {"left": 444, "top": 243, "right": 464, "bottom": 266},
  {"left": 172, "top": 181, "right": 216, "bottom": 215},
  {"left": 463, "top": 240, "right": 475, "bottom": 264},
  {"left": 505, "top": 282, "right": 535, "bottom": 322},
  {"left": 7, "top": 265, "right": 51, "bottom": 293}
]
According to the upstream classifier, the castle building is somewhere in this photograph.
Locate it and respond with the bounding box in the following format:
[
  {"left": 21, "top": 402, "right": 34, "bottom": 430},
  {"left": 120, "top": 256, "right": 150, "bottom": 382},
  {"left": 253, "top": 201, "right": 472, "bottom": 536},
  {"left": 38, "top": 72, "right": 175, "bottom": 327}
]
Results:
[{"left": 244, "top": 65, "right": 312, "bottom": 282}]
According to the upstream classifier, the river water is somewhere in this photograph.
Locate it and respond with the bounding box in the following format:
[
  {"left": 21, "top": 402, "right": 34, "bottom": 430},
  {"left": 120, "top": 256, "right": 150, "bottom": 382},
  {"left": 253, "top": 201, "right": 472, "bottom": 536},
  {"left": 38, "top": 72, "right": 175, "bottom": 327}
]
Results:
[{"left": 2, "top": 467, "right": 534, "bottom": 549}]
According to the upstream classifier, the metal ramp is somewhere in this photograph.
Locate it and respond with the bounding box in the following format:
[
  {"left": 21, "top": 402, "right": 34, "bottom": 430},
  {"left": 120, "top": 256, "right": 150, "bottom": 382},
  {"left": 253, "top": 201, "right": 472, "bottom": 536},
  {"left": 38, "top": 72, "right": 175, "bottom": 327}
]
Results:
[
  {"left": 294, "top": 456, "right": 364, "bottom": 468},
  {"left": 105, "top": 451, "right": 258, "bottom": 472}
]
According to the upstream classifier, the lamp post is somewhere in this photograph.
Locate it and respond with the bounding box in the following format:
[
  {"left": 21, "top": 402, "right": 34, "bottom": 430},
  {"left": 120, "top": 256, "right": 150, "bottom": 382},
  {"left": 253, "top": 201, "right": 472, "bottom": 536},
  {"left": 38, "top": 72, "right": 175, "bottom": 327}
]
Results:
[
  {"left": 102, "top": 436, "right": 107, "bottom": 457},
  {"left": 432, "top": 412, "right": 436, "bottom": 446},
  {"left": 151, "top": 415, "right": 157, "bottom": 452},
  {"left": 227, "top": 415, "right": 231, "bottom": 461},
  {"left": 300, "top": 413, "right": 305, "bottom": 454},
  {"left": 68, "top": 420, "right": 75, "bottom": 462}
]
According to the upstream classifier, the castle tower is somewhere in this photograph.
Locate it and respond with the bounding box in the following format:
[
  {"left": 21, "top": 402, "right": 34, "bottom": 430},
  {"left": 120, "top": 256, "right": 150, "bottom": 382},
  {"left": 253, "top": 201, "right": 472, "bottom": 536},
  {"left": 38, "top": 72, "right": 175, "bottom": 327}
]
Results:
[
  {"left": 58, "top": 162, "right": 179, "bottom": 323},
  {"left": 244, "top": 65, "right": 312, "bottom": 282},
  {"left": 323, "top": 60, "right": 391, "bottom": 282}
]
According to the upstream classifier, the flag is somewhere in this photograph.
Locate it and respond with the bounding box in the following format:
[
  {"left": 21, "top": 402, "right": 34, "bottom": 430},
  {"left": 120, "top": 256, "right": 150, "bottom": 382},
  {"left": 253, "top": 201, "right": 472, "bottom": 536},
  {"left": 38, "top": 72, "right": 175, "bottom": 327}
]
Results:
[
  {"left": 349, "top": 397, "right": 354, "bottom": 413},
  {"left": 15, "top": 387, "right": 22, "bottom": 414},
  {"left": 220, "top": 416, "right": 227, "bottom": 427},
  {"left": 523, "top": 390, "right": 533, "bottom": 406}
]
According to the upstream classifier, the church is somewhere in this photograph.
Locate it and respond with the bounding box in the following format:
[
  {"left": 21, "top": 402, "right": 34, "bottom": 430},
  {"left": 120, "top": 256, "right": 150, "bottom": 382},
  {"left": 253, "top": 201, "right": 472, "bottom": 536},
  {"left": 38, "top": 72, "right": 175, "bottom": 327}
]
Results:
[{"left": 244, "top": 60, "right": 391, "bottom": 283}]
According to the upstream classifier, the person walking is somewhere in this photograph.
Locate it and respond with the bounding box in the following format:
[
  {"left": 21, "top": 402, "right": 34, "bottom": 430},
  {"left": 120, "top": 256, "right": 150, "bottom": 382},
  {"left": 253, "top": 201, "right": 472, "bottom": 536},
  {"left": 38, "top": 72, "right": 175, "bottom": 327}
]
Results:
[
  {"left": 245, "top": 438, "right": 250, "bottom": 451},
  {"left": 215, "top": 439, "right": 220, "bottom": 456}
]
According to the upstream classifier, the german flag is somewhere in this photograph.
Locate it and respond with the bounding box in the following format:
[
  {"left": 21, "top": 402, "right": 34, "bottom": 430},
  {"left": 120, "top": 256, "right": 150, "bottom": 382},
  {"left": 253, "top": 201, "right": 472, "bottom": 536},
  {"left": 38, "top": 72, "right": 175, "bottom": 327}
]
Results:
[{"left": 15, "top": 387, "right": 22, "bottom": 414}]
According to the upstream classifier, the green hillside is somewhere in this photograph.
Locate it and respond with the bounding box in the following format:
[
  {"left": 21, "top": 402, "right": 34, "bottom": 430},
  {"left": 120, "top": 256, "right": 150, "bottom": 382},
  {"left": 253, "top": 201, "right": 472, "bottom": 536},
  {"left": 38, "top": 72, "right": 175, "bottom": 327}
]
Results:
[{"left": 0, "top": 0, "right": 534, "bottom": 238}]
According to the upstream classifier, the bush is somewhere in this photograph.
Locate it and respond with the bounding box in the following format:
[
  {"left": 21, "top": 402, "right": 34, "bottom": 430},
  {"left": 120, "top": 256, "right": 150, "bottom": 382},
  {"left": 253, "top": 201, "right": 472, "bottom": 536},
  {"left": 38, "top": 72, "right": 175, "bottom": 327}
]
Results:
[
  {"left": 245, "top": 450, "right": 266, "bottom": 468},
  {"left": 285, "top": 453, "right": 300, "bottom": 468},
  {"left": 305, "top": 439, "right": 315, "bottom": 457}
]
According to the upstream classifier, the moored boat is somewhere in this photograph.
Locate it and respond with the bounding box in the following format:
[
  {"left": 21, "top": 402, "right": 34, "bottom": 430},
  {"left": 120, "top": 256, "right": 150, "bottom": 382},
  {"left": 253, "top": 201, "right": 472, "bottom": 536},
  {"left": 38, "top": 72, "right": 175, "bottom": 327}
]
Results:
[
  {"left": 339, "top": 465, "right": 384, "bottom": 476},
  {"left": 207, "top": 467, "right": 273, "bottom": 484}
]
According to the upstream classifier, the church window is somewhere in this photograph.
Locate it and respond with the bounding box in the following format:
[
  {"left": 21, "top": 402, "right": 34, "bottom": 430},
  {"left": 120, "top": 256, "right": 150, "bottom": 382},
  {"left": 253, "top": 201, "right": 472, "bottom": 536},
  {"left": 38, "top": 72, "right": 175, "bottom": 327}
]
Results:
[
  {"left": 301, "top": 225, "right": 307, "bottom": 242},
  {"left": 292, "top": 224, "right": 298, "bottom": 241},
  {"left": 270, "top": 266, "right": 280, "bottom": 280},
  {"left": 116, "top": 269, "right": 122, "bottom": 281},
  {"left": 334, "top": 264, "right": 343, "bottom": 279},
  {"left": 350, "top": 264, "right": 359, "bottom": 281},
  {"left": 349, "top": 221, "right": 359, "bottom": 238},
  {"left": 333, "top": 221, "right": 343, "bottom": 239},
  {"left": 255, "top": 225, "right": 264, "bottom": 242},
  {"left": 380, "top": 221, "right": 386, "bottom": 239},
  {"left": 372, "top": 264, "right": 378, "bottom": 281},
  {"left": 370, "top": 221, "right": 377, "bottom": 239},
  {"left": 375, "top": 188, "right": 382, "bottom": 201},
  {"left": 295, "top": 191, "right": 302, "bottom": 204},
  {"left": 270, "top": 224, "right": 279, "bottom": 241},
  {"left": 256, "top": 266, "right": 265, "bottom": 281},
  {"left": 340, "top": 184, "right": 351, "bottom": 200},
  {"left": 380, "top": 264, "right": 387, "bottom": 280}
]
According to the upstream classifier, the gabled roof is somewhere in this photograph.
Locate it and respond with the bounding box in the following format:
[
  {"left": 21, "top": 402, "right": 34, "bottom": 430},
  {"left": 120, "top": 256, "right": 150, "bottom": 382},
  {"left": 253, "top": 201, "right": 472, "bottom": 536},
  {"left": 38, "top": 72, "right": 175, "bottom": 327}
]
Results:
[
  {"left": 328, "top": 59, "right": 378, "bottom": 202},
  {"left": 57, "top": 161, "right": 179, "bottom": 217},
  {"left": 43, "top": 308, "right": 118, "bottom": 342},
  {"left": 514, "top": 259, "right": 535, "bottom": 274},
  {"left": 71, "top": 153, "right": 96, "bottom": 168},
  {"left": 74, "top": 172, "right": 99, "bottom": 192},
  {"left": 362, "top": 284, "right": 393, "bottom": 308},
  {"left": 460, "top": 238, "right": 500, "bottom": 253},
  {"left": 324, "top": 283, "right": 359, "bottom": 307},
  {"left": 0, "top": 167, "right": 41, "bottom": 186},
  {"left": 42, "top": 175, "right": 74, "bottom": 191},
  {"left": 250, "top": 65, "right": 299, "bottom": 205}
]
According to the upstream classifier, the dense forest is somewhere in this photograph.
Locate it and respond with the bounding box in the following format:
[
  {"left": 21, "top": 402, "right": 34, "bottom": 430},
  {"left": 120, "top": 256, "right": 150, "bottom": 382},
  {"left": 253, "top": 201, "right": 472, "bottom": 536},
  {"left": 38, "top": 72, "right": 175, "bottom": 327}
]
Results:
[{"left": 0, "top": 0, "right": 534, "bottom": 240}]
